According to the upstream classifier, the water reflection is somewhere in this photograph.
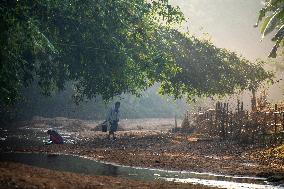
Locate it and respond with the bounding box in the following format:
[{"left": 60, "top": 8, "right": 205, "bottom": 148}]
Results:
[{"left": 0, "top": 153, "right": 283, "bottom": 189}]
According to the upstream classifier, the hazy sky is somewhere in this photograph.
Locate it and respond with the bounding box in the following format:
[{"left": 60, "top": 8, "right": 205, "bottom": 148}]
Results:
[{"left": 170, "top": 0, "right": 273, "bottom": 61}]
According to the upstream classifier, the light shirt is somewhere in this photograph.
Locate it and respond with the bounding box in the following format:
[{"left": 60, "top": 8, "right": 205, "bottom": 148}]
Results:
[{"left": 106, "top": 106, "right": 120, "bottom": 123}]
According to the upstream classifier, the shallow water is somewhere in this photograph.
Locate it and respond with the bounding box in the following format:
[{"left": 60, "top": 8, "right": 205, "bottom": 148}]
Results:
[{"left": 0, "top": 152, "right": 283, "bottom": 189}]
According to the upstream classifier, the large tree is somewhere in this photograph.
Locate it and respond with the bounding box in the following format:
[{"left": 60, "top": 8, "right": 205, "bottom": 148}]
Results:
[
  {"left": 1, "top": 0, "right": 184, "bottom": 105},
  {"left": 151, "top": 28, "right": 272, "bottom": 100},
  {"left": 1, "top": 0, "right": 272, "bottom": 110}
]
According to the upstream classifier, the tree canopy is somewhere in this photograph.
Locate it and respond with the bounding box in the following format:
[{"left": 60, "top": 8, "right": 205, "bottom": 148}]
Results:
[
  {"left": 153, "top": 29, "right": 272, "bottom": 100},
  {"left": 255, "top": 0, "right": 284, "bottom": 58},
  {"left": 1, "top": 0, "right": 272, "bottom": 109}
]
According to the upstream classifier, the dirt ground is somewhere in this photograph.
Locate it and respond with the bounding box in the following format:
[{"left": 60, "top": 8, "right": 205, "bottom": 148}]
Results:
[
  {"left": 0, "top": 161, "right": 218, "bottom": 189},
  {"left": 1, "top": 117, "right": 284, "bottom": 188},
  {"left": 2, "top": 131, "right": 284, "bottom": 177}
]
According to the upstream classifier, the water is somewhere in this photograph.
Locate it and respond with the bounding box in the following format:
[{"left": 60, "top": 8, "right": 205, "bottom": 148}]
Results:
[{"left": 0, "top": 152, "right": 283, "bottom": 189}]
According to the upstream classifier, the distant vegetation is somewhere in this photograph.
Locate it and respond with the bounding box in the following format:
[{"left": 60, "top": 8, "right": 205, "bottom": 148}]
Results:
[{"left": 11, "top": 84, "right": 188, "bottom": 121}]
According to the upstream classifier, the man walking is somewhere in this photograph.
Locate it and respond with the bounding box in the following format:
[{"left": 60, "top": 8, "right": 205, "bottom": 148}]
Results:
[{"left": 106, "top": 101, "right": 121, "bottom": 140}]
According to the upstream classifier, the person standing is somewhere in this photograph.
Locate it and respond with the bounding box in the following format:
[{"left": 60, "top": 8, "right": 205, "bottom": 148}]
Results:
[{"left": 106, "top": 101, "right": 121, "bottom": 140}]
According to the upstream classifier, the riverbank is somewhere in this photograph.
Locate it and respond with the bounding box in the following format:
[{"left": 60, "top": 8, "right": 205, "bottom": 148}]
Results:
[
  {"left": 0, "top": 117, "right": 284, "bottom": 187},
  {"left": 0, "top": 161, "right": 218, "bottom": 189},
  {"left": 2, "top": 129, "right": 284, "bottom": 178}
]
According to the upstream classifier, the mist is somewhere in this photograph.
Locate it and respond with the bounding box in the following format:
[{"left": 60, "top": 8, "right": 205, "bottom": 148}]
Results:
[
  {"left": 170, "top": 0, "right": 284, "bottom": 105},
  {"left": 1, "top": 1, "right": 284, "bottom": 188}
]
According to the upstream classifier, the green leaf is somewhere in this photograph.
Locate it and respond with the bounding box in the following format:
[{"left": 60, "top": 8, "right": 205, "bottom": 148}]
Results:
[
  {"left": 255, "top": 8, "right": 266, "bottom": 27},
  {"left": 269, "top": 40, "right": 281, "bottom": 58},
  {"left": 272, "top": 24, "right": 284, "bottom": 41},
  {"left": 261, "top": 13, "right": 276, "bottom": 37}
]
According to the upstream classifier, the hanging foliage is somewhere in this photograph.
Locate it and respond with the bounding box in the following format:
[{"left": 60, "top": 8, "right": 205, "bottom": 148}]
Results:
[
  {"left": 255, "top": 0, "right": 284, "bottom": 58},
  {"left": 0, "top": 0, "right": 272, "bottom": 108}
]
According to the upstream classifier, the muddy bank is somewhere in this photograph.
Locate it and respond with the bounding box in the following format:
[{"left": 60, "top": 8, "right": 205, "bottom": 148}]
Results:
[
  {"left": 1, "top": 130, "right": 283, "bottom": 178},
  {"left": 0, "top": 161, "right": 217, "bottom": 189},
  {"left": 0, "top": 117, "right": 284, "bottom": 185}
]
